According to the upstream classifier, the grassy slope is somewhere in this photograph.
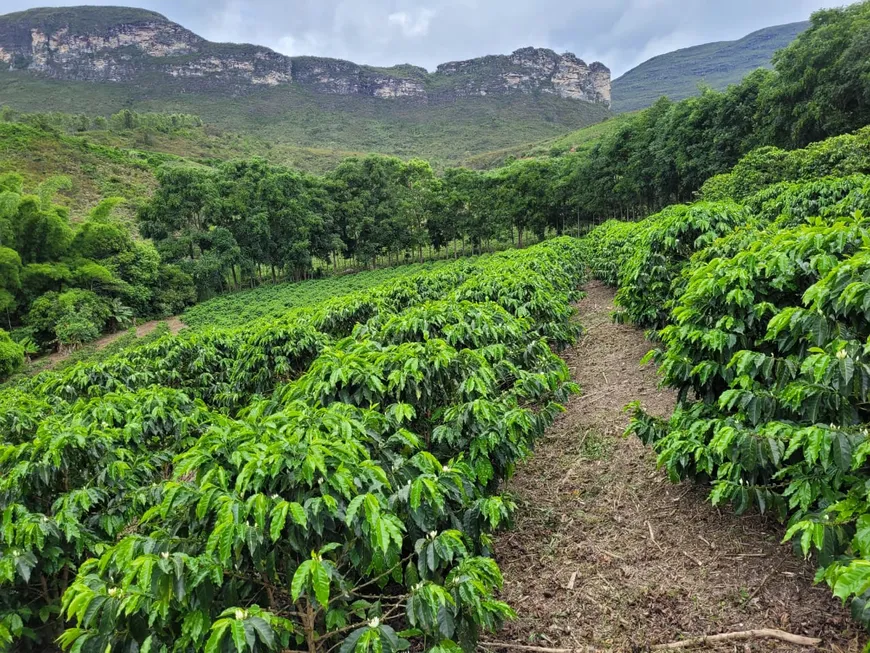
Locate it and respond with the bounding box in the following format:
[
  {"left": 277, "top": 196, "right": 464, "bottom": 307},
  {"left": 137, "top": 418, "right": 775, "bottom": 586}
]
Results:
[
  {"left": 612, "top": 21, "right": 808, "bottom": 113},
  {"left": 0, "top": 70, "right": 611, "bottom": 167},
  {"left": 77, "top": 126, "right": 361, "bottom": 174},
  {"left": 0, "top": 118, "right": 367, "bottom": 222},
  {"left": 462, "top": 114, "right": 634, "bottom": 169},
  {"left": 0, "top": 122, "right": 169, "bottom": 223}
]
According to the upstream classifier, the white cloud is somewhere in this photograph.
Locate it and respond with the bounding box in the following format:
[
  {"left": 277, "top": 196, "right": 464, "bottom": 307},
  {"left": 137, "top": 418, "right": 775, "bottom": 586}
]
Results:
[
  {"left": 277, "top": 32, "right": 325, "bottom": 57},
  {"left": 388, "top": 8, "right": 436, "bottom": 38}
]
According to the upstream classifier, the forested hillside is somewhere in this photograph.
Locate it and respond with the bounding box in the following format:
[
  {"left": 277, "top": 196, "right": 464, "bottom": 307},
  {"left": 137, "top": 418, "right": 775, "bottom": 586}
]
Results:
[
  {"left": 4, "top": 1, "right": 870, "bottom": 652},
  {"left": 484, "top": 2, "right": 870, "bottom": 225}
]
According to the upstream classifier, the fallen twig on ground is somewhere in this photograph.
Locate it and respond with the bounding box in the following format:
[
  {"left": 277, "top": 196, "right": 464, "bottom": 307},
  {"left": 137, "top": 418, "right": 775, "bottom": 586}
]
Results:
[
  {"left": 650, "top": 628, "right": 821, "bottom": 649},
  {"left": 479, "top": 628, "right": 821, "bottom": 653},
  {"left": 479, "top": 642, "right": 601, "bottom": 653}
]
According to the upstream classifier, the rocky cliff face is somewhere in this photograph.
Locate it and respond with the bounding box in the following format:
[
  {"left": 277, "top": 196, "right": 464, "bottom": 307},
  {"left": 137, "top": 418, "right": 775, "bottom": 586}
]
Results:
[
  {"left": 0, "top": 6, "right": 611, "bottom": 106},
  {"left": 291, "top": 57, "right": 428, "bottom": 99},
  {"left": 436, "top": 47, "right": 611, "bottom": 105}
]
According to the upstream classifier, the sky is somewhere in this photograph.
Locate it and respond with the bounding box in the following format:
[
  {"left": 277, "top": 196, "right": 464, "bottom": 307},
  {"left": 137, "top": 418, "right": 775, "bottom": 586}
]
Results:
[{"left": 3, "top": 0, "right": 847, "bottom": 77}]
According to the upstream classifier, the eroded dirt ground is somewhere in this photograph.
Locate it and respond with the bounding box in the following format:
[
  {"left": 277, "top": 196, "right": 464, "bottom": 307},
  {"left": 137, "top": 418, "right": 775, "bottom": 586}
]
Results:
[{"left": 489, "top": 281, "right": 864, "bottom": 652}]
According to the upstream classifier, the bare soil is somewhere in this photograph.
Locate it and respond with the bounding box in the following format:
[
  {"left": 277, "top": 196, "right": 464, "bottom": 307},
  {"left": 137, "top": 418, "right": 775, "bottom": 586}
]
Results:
[{"left": 488, "top": 281, "right": 864, "bottom": 652}]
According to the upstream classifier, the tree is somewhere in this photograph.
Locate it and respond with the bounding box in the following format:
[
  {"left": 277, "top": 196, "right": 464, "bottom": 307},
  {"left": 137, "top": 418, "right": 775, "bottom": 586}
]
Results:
[
  {"left": 12, "top": 195, "right": 73, "bottom": 264},
  {"left": 0, "top": 328, "right": 23, "bottom": 379},
  {"left": 397, "top": 159, "right": 440, "bottom": 263},
  {"left": 152, "top": 264, "right": 196, "bottom": 316},
  {"left": 26, "top": 288, "right": 111, "bottom": 349},
  {"left": 764, "top": 3, "right": 870, "bottom": 147},
  {"left": 71, "top": 198, "right": 131, "bottom": 259},
  {"left": 139, "top": 165, "right": 219, "bottom": 245}
]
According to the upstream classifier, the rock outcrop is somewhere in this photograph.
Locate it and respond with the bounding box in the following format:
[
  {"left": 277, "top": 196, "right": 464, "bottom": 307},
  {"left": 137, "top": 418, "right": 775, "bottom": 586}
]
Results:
[
  {"left": 436, "top": 47, "right": 611, "bottom": 105},
  {"left": 291, "top": 57, "right": 428, "bottom": 98},
  {"left": 0, "top": 6, "right": 611, "bottom": 106}
]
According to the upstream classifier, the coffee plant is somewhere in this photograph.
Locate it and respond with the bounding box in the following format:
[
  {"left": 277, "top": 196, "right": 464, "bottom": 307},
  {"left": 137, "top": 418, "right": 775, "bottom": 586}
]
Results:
[
  {"left": 182, "top": 261, "right": 463, "bottom": 331},
  {"left": 0, "top": 238, "right": 586, "bottom": 652},
  {"left": 585, "top": 160, "right": 870, "bottom": 631},
  {"left": 611, "top": 201, "right": 750, "bottom": 331}
]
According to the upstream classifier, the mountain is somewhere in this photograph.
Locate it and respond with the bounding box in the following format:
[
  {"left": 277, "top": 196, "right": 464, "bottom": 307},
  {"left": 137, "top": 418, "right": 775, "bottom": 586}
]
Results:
[
  {"left": 0, "top": 6, "right": 612, "bottom": 165},
  {"left": 612, "top": 21, "right": 809, "bottom": 113},
  {"left": 0, "top": 6, "right": 611, "bottom": 104}
]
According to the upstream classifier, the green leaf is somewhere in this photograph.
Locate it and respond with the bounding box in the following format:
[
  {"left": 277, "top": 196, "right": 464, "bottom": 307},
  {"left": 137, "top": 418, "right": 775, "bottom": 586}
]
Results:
[
  {"left": 312, "top": 560, "right": 331, "bottom": 606},
  {"left": 292, "top": 560, "right": 313, "bottom": 602},
  {"left": 289, "top": 502, "right": 307, "bottom": 527},
  {"left": 249, "top": 617, "right": 276, "bottom": 649},
  {"left": 346, "top": 495, "right": 366, "bottom": 526},
  {"left": 231, "top": 619, "right": 248, "bottom": 652},
  {"left": 270, "top": 501, "right": 289, "bottom": 542},
  {"left": 339, "top": 627, "right": 367, "bottom": 653},
  {"left": 832, "top": 432, "right": 854, "bottom": 473},
  {"left": 205, "top": 620, "right": 231, "bottom": 653}
]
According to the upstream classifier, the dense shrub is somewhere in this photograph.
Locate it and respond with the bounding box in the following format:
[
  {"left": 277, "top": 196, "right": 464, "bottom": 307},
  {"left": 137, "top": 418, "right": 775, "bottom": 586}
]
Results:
[
  {"left": 582, "top": 220, "right": 643, "bottom": 287},
  {"left": 26, "top": 289, "right": 112, "bottom": 348},
  {"left": 0, "top": 177, "right": 196, "bottom": 359},
  {"left": 700, "top": 128, "right": 870, "bottom": 202}
]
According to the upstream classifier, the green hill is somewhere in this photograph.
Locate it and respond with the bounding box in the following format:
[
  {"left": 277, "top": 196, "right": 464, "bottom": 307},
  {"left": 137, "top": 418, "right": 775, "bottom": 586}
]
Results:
[{"left": 612, "top": 21, "right": 809, "bottom": 113}]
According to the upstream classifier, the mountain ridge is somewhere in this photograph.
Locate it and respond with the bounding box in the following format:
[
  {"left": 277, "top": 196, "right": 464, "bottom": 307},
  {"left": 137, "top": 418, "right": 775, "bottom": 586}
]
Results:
[
  {"left": 612, "top": 21, "right": 809, "bottom": 113},
  {"left": 0, "top": 6, "right": 611, "bottom": 105}
]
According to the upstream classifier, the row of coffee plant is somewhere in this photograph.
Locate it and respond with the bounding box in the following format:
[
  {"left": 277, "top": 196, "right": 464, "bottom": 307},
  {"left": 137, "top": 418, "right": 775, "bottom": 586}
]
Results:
[
  {"left": 581, "top": 126, "right": 870, "bottom": 627},
  {"left": 181, "top": 261, "right": 460, "bottom": 331},
  {"left": 0, "top": 238, "right": 585, "bottom": 651}
]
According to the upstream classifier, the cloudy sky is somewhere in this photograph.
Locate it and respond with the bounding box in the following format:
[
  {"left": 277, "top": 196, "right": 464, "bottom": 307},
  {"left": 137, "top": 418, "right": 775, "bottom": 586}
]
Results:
[{"left": 4, "top": 0, "right": 846, "bottom": 76}]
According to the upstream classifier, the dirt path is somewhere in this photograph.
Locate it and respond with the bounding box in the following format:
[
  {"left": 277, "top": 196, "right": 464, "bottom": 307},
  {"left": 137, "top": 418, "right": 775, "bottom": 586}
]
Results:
[
  {"left": 40, "top": 316, "right": 185, "bottom": 369},
  {"left": 490, "top": 282, "right": 863, "bottom": 652}
]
